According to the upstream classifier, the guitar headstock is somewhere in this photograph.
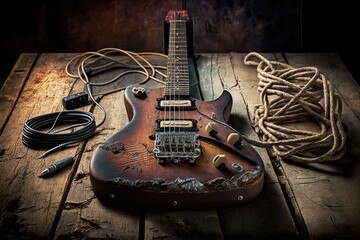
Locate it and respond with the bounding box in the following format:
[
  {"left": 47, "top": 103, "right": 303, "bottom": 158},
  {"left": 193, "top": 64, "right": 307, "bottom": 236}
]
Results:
[{"left": 164, "top": 10, "right": 191, "bottom": 22}]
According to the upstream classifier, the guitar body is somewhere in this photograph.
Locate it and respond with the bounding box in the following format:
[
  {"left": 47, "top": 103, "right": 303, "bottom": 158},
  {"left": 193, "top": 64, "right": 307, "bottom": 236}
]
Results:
[
  {"left": 90, "top": 85, "right": 264, "bottom": 209},
  {"left": 90, "top": 10, "right": 263, "bottom": 209}
]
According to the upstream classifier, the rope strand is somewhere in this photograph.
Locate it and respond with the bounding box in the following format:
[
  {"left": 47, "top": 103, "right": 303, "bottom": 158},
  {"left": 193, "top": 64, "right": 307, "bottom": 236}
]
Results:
[{"left": 243, "top": 52, "right": 346, "bottom": 163}]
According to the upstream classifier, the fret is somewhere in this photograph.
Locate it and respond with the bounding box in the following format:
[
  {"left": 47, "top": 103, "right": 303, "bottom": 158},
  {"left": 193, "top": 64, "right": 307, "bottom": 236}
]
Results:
[
  {"left": 168, "top": 40, "right": 187, "bottom": 43},
  {"left": 169, "top": 36, "right": 186, "bottom": 38},
  {"left": 165, "top": 85, "right": 189, "bottom": 88},
  {"left": 167, "top": 81, "right": 190, "bottom": 84},
  {"left": 168, "top": 51, "right": 188, "bottom": 54},
  {"left": 167, "top": 85, "right": 189, "bottom": 87},
  {"left": 168, "top": 47, "right": 187, "bottom": 50},
  {"left": 168, "top": 74, "right": 189, "bottom": 76},
  {"left": 167, "top": 66, "right": 188, "bottom": 69},
  {"left": 169, "top": 36, "right": 187, "bottom": 38},
  {"left": 167, "top": 73, "right": 188, "bottom": 77}
]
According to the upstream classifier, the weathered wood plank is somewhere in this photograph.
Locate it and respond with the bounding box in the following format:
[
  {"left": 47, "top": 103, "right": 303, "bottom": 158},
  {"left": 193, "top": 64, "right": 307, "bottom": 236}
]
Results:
[
  {"left": 0, "top": 53, "right": 83, "bottom": 238},
  {"left": 281, "top": 53, "right": 360, "bottom": 239},
  {"left": 54, "top": 55, "right": 169, "bottom": 239},
  {"left": 197, "top": 53, "right": 298, "bottom": 238},
  {"left": 0, "top": 53, "right": 38, "bottom": 133},
  {"left": 55, "top": 89, "right": 140, "bottom": 239},
  {"left": 144, "top": 210, "right": 222, "bottom": 240}
]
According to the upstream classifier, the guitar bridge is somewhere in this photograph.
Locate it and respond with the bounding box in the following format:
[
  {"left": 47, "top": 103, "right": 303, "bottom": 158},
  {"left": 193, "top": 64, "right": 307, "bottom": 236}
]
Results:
[{"left": 153, "top": 132, "right": 201, "bottom": 164}]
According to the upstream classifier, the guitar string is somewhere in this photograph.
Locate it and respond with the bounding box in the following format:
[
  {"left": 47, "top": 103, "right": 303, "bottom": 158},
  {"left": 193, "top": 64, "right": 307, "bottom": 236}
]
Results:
[
  {"left": 176, "top": 29, "right": 179, "bottom": 141},
  {"left": 175, "top": 19, "right": 178, "bottom": 136},
  {"left": 179, "top": 19, "right": 184, "bottom": 153},
  {"left": 172, "top": 20, "right": 176, "bottom": 136},
  {"left": 165, "top": 19, "right": 171, "bottom": 145},
  {"left": 178, "top": 15, "right": 189, "bottom": 155},
  {"left": 177, "top": 20, "right": 181, "bottom": 137},
  {"left": 170, "top": 19, "right": 175, "bottom": 152},
  {"left": 169, "top": 18, "right": 176, "bottom": 153},
  {"left": 180, "top": 19, "right": 186, "bottom": 126}
]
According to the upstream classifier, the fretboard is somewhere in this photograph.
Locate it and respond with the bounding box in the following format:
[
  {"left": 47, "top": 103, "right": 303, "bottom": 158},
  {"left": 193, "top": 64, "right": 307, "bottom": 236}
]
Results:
[{"left": 165, "top": 20, "right": 190, "bottom": 97}]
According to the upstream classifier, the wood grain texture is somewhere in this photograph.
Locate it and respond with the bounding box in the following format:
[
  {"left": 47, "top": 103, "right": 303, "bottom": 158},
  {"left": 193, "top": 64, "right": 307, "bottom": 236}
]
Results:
[
  {"left": 0, "top": 53, "right": 81, "bottom": 238},
  {"left": 0, "top": 53, "right": 37, "bottom": 133},
  {"left": 197, "top": 53, "right": 298, "bottom": 238},
  {"left": 144, "top": 210, "right": 223, "bottom": 240},
  {"left": 281, "top": 53, "right": 360, "bottom": 239},
  {"left": 55, "top": 90, "right": 141, "bottom": 239},
  {"left": 53, "top": 54, "right": 169, "bottom": 238}
]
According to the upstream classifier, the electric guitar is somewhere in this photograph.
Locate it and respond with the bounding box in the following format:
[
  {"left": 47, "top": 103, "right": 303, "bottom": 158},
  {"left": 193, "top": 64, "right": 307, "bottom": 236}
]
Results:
[{"left": 90, "top": 10, "right": 264, "bottom": 209}]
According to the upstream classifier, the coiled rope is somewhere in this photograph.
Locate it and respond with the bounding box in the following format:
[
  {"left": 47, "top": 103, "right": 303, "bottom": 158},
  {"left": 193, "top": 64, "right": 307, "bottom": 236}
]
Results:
[{"left": 242, "top": 52, "right": 346, "bottom": 163}]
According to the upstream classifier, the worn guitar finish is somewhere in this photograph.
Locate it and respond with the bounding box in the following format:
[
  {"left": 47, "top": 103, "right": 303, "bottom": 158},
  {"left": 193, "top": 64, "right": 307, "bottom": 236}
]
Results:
[{"left": 90, "top": 10, "right": 264, "bottom": 209}]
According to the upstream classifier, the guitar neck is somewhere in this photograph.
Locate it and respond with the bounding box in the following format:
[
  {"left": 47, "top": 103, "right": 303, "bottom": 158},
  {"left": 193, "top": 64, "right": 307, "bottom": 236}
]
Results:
[{"left": 165, "top": 17, "right": 190, "bottom": 97}]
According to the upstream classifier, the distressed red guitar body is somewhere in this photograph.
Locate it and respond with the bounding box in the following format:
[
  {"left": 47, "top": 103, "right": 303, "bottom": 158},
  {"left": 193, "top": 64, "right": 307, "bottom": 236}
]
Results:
[{"left": 90, "top": 10, "right": 264, "bottom": 209}]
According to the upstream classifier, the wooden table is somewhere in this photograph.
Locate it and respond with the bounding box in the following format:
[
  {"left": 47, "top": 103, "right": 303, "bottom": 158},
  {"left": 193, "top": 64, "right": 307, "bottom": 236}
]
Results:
[{"left": 0, "top": 53, "right": 359, "bottom": 239}]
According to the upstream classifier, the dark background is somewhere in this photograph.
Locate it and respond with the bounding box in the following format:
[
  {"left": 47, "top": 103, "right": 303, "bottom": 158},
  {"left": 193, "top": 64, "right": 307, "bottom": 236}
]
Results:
[{"left": 0, "top": 0, "right": 359, "bottom": 88}]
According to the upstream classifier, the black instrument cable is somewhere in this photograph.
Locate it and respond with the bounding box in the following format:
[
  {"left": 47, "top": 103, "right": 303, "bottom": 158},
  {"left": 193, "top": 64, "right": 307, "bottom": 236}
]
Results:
[
  {"left": 22, "top": 84, "right": 106, "bottom": 158},
  {"left": 22, "top": 110, "right": 96, "bottom": 157}
]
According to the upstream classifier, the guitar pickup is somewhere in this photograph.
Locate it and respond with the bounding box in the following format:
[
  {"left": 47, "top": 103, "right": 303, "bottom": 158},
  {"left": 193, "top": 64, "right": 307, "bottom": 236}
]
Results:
[
  {"left": 156, "top": 98, "right": 196, "bottom": 110},
  {"left": 156, "top": 119, "right": 198, "bottom": 132}
]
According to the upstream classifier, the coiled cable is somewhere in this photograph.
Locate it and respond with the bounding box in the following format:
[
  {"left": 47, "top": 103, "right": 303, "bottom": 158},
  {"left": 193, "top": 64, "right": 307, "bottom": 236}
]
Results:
[{"left": 22, "top": 110, "right": 96, "bottom": 158}]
